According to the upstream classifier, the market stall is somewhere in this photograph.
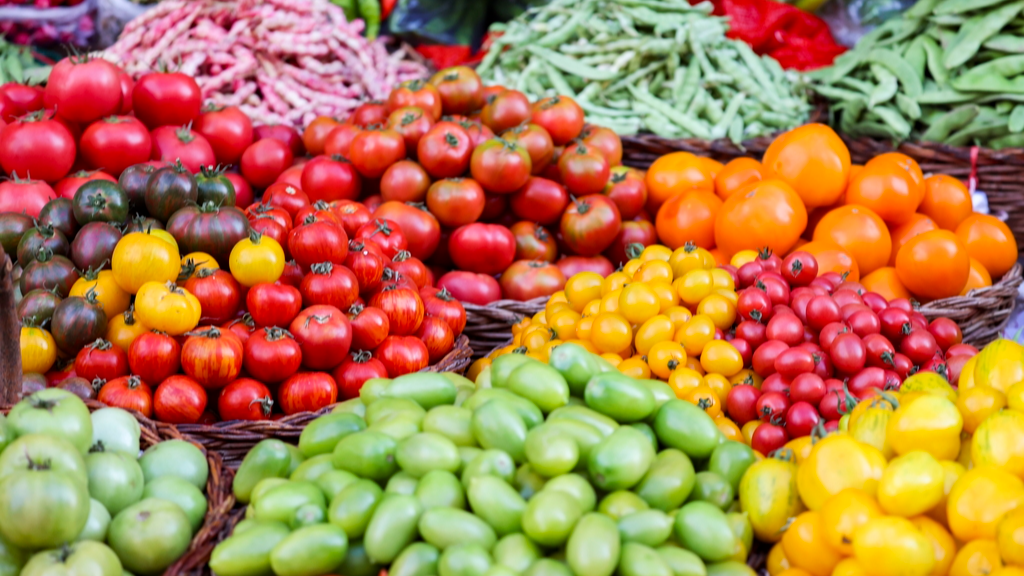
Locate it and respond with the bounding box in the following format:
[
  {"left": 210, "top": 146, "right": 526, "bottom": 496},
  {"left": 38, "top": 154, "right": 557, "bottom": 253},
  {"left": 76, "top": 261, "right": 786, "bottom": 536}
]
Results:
[{"left": 2, "top": 0, "right": 1024, "bottom": 575}]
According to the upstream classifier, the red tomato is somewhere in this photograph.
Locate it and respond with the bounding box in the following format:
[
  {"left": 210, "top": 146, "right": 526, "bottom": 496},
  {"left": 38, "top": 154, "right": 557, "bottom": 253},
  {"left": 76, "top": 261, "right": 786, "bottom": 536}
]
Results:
[
  {"left": 928, "top": 318, "right": 962, "bottom": 352},
  {"left": 349, "top": 128, "right": 406, "bottom": 178},
  {"left": 775, "top": 347, "right": 815, "bottom": 379},
  {"left": 153, "top": 375, "right": 207, "bottom": 424},
  {"left": 55, "top": 170, "right": 117, "bottom": 200},
  {"left": 368, "top": 286, "right": 424, "bottom": 336},
  {"left": 246, "top": 282, "right": 303, "bottom": 328},
  {"left": 503, "top": 124, "right": 555, "bottom": 175},
  {"left": 223, "top": 172, "right": 254, "bottom": 208},
  {"left": 437, "top": 271, "right": 502, "bottom": 305},
  {"left": 293, "top": 200, "right": 343, "bottom": 228},
  {"left": 289, "top": 305, "right": 352, "bottom": 370},
  {"left": 333, "top": 351, "right": 389, "bottom": 400},
  {"left": 374, "top": 201, "right": 441, "bottom": 260},
  {"left": 74, "top": 338, "right": 129, "bottom": 382},
  {"left": 288, "top": 217, "right": 349, "bottom": 270},
  {"left": 333, "top": 201, "right": 373, "bottom": 237},
  {"left": 831, "top": 332, "right": 868, "bottom": 374},
  {"left": 131, "top": 71, "right": 201, "bottom": 129},
  {"left": 180, "top": 326, "right": 245, "bottom": 389},
  {"left": 115, "top": 72, "right": 134, "bottom": 114},
  {"left": 356, "top": 218, "right": 408, "bottom": 259},
  {"left": 241, "top": 139, "right": 294, "bottom": 189},
  {"left": 278, "top": 372, "right": 338, "bottom": 415},
  {"left": 480, "top": 90, "right": 530, "bottom": 134},
  {"left": 416, "top": 317, "right": 455, "bottom": 364},
  {"left": 253, "top": 124, "right": 304, "bottom": 157},
  {"left": 45, "top": 57, "right": 122, "bottom": 124},
  {"left": 257, "top": 184, "right": 306, "bottom": 220},
  {"left": 430, "top": 66, "right": 484, "bottom": 116},
  {"left": 183, "top": 268, "right": 242, "bottom": 325},
  {"left": 500, "top": 260, "right": 567, "bottom": 301},
  {"left": 785, "top": 401, "right": 821, "bottom": 438},
  {"left": 458, "top": 120, "right": 495, "bottom": 149},
  {"left": 480, "top": 193, "right": 509, "bottom": 223},
  {"left": 150, "top": 124, "right": 215, "bottom": 175},
  {"left": 222, "top": 314, "right": 258, "bottom": 345},
  {"left": 348, "top": 304, "right": 390, "bottom": 350},
  {"left": 900, "top": 329, "right": 940, "bottom": 365},
  {"left": 300, "top": 262, "right": 360, "bottom": 309},
  {"left": 602, "top": 167, "right": 648, "bottom": 220},
  {"left": 580, "top": 125, "right": 623, "bottom": 167},
  {"left": 766, "top": 313, "right": 804, "bottom": 346},
  {"left": 510, "top": 221, "right": 558, "bottom": 262},
  {"left": 558, "top": 143, "right": 610, "bottom": 196},
  {"left": 390, "top": 251, "right": 429, "bottom": 288},
  {"left": 324, "top": 123, "right": 362, "bottom": 158},
  {"left": 194, "top": 105, "right": 254, "bottom": 165},
  {"left": 605, "top": 219, "right": 657, "bottom": 267},
  {"left": 349, "top": 102, "right": 389, "bottom": 128},
  {"left": 387, "top": 79, "right": 443, "bottom": 120},
  {"left": 380, "top": 160, "right": 431, "bottom": 204},
  {"left": 345, "top": 240, "right": 387, "bottom": 294},
  {"left": 555, "top": 255, "right": 615, "bottom": 278},
  {"left": 79, "top": 116, "right": 151, "bottom": 177},
  {"left": 97, "top": 375, "right": 154, "bottom": 417},
  {"left": 376, "top": 336, "right": 430, "bottom": 376},
  {"left": 0, "top": 83, "right": 44, "bottom": 120},
  {"left": 387, "top": 106, "right": 435, "bottom": 153},
  {"left": 279, "top": 260, "right": 305, "bottom": 288},
  {"left": 471, "top": 139, "right": 532, "bottom": 194},
  {"left": 560, "top": 195, "right": 621, "bottom": 256},
  {"left": 218, "top": 378, "right": 275, "bottom": 421},
  {"left": 449, "top": 223, "right": 516, "bottom": 275},
  {"left": 0, "top": 113, "right": 76, "bottom": 182},
  {"left": 128, "top": 331, "right": 181, "bottom": 386},
  {"left": 426, "top": 178, "right": 485, "bottom": 228},
  {"left": 418, "top": 122, "right": 472, "bottom": 179},
  {"left": 726, "top": 384, "right": 763, "bottom": 425},
  {"left": 299, "top": 155, "right": 362, "bottom": 204},
  {"left": 303, "top": 116, "right": 340, "bottom": 156},
  {"left": 243, "top": 326, "right": 303, "bottom": 384},
  {"left": 530, "top": 96, "right": 585, "bottom": 146},
  {"left": 508, "top": 177, "right": 569, "bottom": 226},
  {"left": 420, "top": 286, "right": 467, "bottom": 336}
]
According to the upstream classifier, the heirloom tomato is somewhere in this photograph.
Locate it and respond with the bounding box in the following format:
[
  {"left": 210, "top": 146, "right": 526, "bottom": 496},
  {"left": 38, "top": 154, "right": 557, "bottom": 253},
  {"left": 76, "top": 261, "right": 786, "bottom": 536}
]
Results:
[
  {"left": 243, "top": 326, "right": 303, "bottom": 384},
  {"left": 368, "top": 285, "right": 425, "bottom": 336},
  {"left": 154, "top": 375, "right": 207, "bottom": 424},
  {"left": 288, "top": 216, "right": 349, "bottom": 270},
  {"left": 300, "top": 262, "right": 359, "bottom": 310},
  {"left": 112, "top": 231, "right": 181, "bottom": 294},
  {"left": 348, "top": 304, "right": 390, "bottom": 350},
  {"left": 416, "top": 317, "right": 455, "bottom": 363},
  {"left": 135, "top": 281, "right": 201, "bottom": 336},
  {"left": 181, "top": 326, "right": 245, "bottom": 389},
  {"left": 561, "top": 195, "right": 621, "bottom": 256},
  {"left": 20, "top": 326, "right": 57, "bottom": 374},
  {"left": 376, "top": 336, "right": 430, "bottom": 376},
  {"left": 0, "top": 175, "right": 57, "bottom": 218},
  {"left": 356, "top": 218, "right": 407, "bottom": 259},
  {"left": 105, "top": 307, "right": 149, "bottom": 353},
  {"left": 74, "top": 338, "right": 129, "bottom": 382},
  {"left": 247, "top": 282, "right": 303, "bottom": 328},
  {"left": 129, "top": 331, "right": 181, "bottom": 385},
  {"left": 98, "top": 375, "right": 154, "bottom": 417},
  {"left": 278, "top": 372, "right": 338, "bottom": 415},
  {"left": 289, "top": 305, "right": 352, "bottom": 370},
  {"left": 218, "top": 378, "right": 274, "bottom": 420},
  {"left": 51, "top": 290, "right": 108, "bottom": 355},
  {"left": 230, "top": 231, "right": 286, "bottom": 287},
  {"left": 333, "top": 351, "right": 389, "bottom": 400},
  {"left": 183, "top": 268, "right": 242, "bottom": 325}
]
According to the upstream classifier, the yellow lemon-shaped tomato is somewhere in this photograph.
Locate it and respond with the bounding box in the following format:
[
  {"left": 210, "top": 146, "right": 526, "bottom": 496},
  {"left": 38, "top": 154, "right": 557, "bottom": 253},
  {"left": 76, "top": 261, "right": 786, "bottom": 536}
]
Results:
[
  {"left": 998, "top": 509, "right": 1024, "bottom": 566},
  {"left": 909, "top": 516, "right": 956, "bottom": 576},
  {"left": 768, "top": 542, "right": 791, "bottom": 576},
  {"left": 972, "top": 409, "right": 1024, "bottom": 477},
  {"left": 820, "top": 488, "right": 883, "bottom": 555},
  {"left": 974, "top": 339, "right": 1024, "bottom": 393},
  {"left": 701, "top": 340, "right": 744, "bottom": 377},
  {"left": 957, "top": 386, "right": 1007, "bottom": 434},
  {"left": 782, "top": 512, "right": 842, "bottom": 576},
  {"left": 849, "top": 397, "right": 897, "bottom": 459},
  {"left": 947, "top": 466, "right": 1024, "bottom": 542},
  {"left": 900, "top": 371, "right": 958, "bottom": 403},
  {"left": 926, "top": 460, "right": 965, "bottom": 526},
  {"left": 877, "top": 451, "right": 944, "bottom": 517},
  {"left": 949, "top": 539, "right": 1002, "bottom": 576},
  {"left": 887, "top": 394, "right": 963, "bottom": 461},
  {"left": 740, "top": 453, "right": 802, "bottom": 543},
  {"left": 852, "top": 517, "right": 935, "bottom": 576},
  {"left": 797, "top": 434, "right": 887, "bottom": 510}
]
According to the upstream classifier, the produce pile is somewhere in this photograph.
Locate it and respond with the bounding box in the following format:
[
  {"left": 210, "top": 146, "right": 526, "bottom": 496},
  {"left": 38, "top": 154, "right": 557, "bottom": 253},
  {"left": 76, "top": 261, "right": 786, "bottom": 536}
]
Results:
[
  {"left": 0, "top": 390, "right": 212, "bottom": 576},
  {"left": 476, "top": 0, "right": 813, "bottom": 139},
  {"left": 643, "top": 123, "right": 1018, "bottom": 301},
  {"left": 212, "top": 362, "right": 761, "bottom": 576},
  {"left": 812, "top": 0, "right": 1024, "bottom": 146},
  {"left": 103, "top": 0, "right": 428, "bottom": 127}
]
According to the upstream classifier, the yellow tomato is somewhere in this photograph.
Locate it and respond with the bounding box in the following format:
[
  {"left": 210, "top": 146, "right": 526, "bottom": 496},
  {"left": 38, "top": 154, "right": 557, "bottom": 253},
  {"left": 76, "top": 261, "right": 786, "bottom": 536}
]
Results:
[
  {"left": 900, "top": 372, "right": 958, "bottom": 403},
  {"left": 634, "top": 260, "right": 673, "bottom": 284},
  {"left": 949, "top": 540, "right": 1002, "bottom": 576},
  {"left": 229, "top": 231, "right": 285, "bottom": 287},
  {"left": 768, "top": 542, "right": 792, "bottom": 576},
  {"left": 640, "top": 244, "right": 672, "bottom": 262},
  {"left": 676, "top": 314, "right": 717, "bottom": 356},
  {"left": 466, "top": 357, "right": 490, "bottom": 382},
  {"left": 926, "top": 460, "right": 965, "bottom": 526},
  {"left": 878, "top": 451, "right": 944, "bottom": 517},
  {"left": 675, "top": 269, "right": 716, "bottom": 306},
  {"left": 973, "top": 339, "right": 1024, "bottom": 393},
  {"left": 717, "top": 417, "right": 743, "bottom": 442},
  {"left": 618, "top": 356, "right": 651, "bottom": 379},
  {"left": 972, "top": 409, "right": 1024, "bottom": 477},
  {"left": 957, "top": 386, "right": 1006, "bottom": 434},
  {"left": 685, "top": 356, "right": 706, "bottom": 375},
  {"left": 634, "top": 315, "right": 674, "bottom": 356},
  {"left": 700, "top": 340, "right": 743, "bottom": 377},
  {"left": 622, "top": 259, "right": 642, "bottom": 276},
  {"left": 740, "top": 452, "right": 803, "bottom": 543},
  {"left": 703, "top": 373, "right": 733, "bottom": 405},
  {"left": 134, "top": 281, "right": 201, "bottom": 336},
  {"left": 797, "top": 433, "right": 887, "bottom": 510},
  {"left": 992, "top": 568, "right": 1024, "bottom": 576},
  {"left": 545, "top": 296, "right": 570, "bottom": 319},
  {"left": 742, "top": 420, "right": 761, "bottom": 445},
  {"left": 180, "top": 252, "right": 219, "bottom": 278},
  {"left": 683, "top": 384, "right": 722, "bottom": 418},
  {"left": 111, "top": 231, "right": 182, "bottom": 294},
  {"left": 779, "top": 570, "right": 814, "bottom": 576},
  {"left": 731, "top": 369, "right": 764, "bottom": 388},
  {"left": 665, "top": 305, "right": 693, "bottom": 330},
  {"left": 582, "top": 299, "right": 601, "bottom": 317},
  {"left": 670, "top": 243, "right": 716, "bottom": 278},
  {"left": 887, "top": 394, "right": 964, "bottom": 461},
  {"left": 20, "top": 326, "right": 57, "bottom": 374},
  {"left": 832, "top": 559, "right": 868, "bottom": 576},
  {"left": 947, "top": 466, "right": 1024, "bottom": 542},
  {"left": 959, "top": 434, "right": 974, "bottom": 469},
  {"left": 575, "top": 317, "right": 594, "bottom": 340},
  {"left": 601, "top": 271, "right": 631, "bottom": 296},
  {"left": 647, "top": 341, "right": 687, "bottom": 379},
  {"left": 649, "top": 281, "right": 679, "bottom": 312},
  {"left": 547, "top": 308, "right": 581, "bottom": 341},
  {"left": 619, "top": 283, "right": 660, "bottom": 325},
  {"left": 710, "top": 268, "right": 736, "bottom": 291},
  {"left": 1007, "top": 382, "right": 1024, "bottom": 412},
  {"left": 511, "top": 318, "right": 532, "bottom": 336},
  {"left": 820, "top": 488, "right": 883, "bottom": 555},
  {"left": 959, "top": 355, "right": 979, "bottom": 390},
  {"left": 785, "top": 436, "right": 815, "bottom": 464},
  {"left": 565, "top": 271, "right": 603, "bottom": 312},
  {"left": 522, "top": 325, "right": 555, "bottom": 352},
  {"left": 849, "top": 396, "right": 897, "bottom": 459},
  {"left": 70, "top": 270, "right": 130, "bottom": 318},
  {"left": 591, "top": 312, "right": 633, "bottom": 354},
  {"left": 852, "top": 517, "right": 936, "bottom": 576},
  {"left": 731, "top": 249, "right": 760, "bottom": 268},
  {"left": 783, "top": 512, "right": 843, "bottom": 576},
  {"left": 600, "top": 352, "right": 623, "bottom": 367},
  {"left": 998, "top": 509, "right": 1024, "bottom": 566},
  {"left": 715, "top": 288, "right": 739, "bottom": 306},
  {"left": 910, "top": 516, "right": 956, "bottom": 576},
  {"left": 668, "top": 367, "right": 704, "bottom": 398},
  {"left": 697, "top": 293, "right": 737, "bottom": 330},
  {"left": 600, "top": 288, "right": 622, "bottom": 314},
  {"left": 105, "top": 307, "right": 150, "bottom": 353}
]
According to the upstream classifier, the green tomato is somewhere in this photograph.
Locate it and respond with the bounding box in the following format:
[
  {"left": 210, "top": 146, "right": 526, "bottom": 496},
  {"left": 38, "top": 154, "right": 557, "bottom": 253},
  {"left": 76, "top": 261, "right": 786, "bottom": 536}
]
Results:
[
  {"left": 77, "top": 499, "right": 112, "bottom": 542},
  {"left": 107, "top": 498, "right": 192, "bottom": 576},
  {"left": 138, "top": 440, "right": 208, "bottom": 489},
  {"left": 86, "top": 450, "right": 144, "bottom": 516},
  {"left": 8, "top": 389, "right": 93, "bottom": 454},
  {"left": 141, "top": 476, "right": 207, "bottom": 534},
  {"left": 0, "top": 433, "right": 88, "bottom": 487},
  {"left": 0, "top": 464, "right": 90, "bottom": 549},
  {"left": 0, "top": 531, "right": 26, "bottom": 576},
  {"left": 21, "top": 541, "right": 122, "bottom": 576},
  {"left": 90, "top": 408, "right": 141, "bottom": 457}
]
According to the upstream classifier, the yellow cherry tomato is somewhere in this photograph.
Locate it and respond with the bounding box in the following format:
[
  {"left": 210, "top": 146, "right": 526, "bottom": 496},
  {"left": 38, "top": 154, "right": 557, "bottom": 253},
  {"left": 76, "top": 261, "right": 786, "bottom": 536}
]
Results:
[
  {"left": 547, "top": 308, "right": 581, "bottom": 342},
  {"left": 676, "top": 314, "right": 717, "bottom": 356},
  {"left": 105, "top": 306, "right": 150, "bottom": 353},
  {"left": 910, "top": 516, "right": 956, "bottom": 576},
  {"left": 993, "top": 569, "right": 1024, "bottom": 576},
  {"left": 665, "top": 305, "right": 693, "bottom": 330},
  {"left": 887, "top": 394, "right": 964, "bottom": 461},
  {"left": 832, "top": 559, "right": 868, "bottom": 576},
  {"left": 852, "top": 517, "right": 936, "bottom": 576},
  {"left": 730, "top": 369, "right": 764, "bottom": 388},
  {"left": 582, "top": 300, "right": 601, "bottom": 317},
  {"left": 601, "top": 272, "right": 630, "bottom": 296},
  {"left": 900, "top": 372, "right": 958, "bottom": 403},
  {"left": 112, "top": 230, "right": 182, "bottom": 294},
  {"left": 797, "top": 434, "right": 887, "bottom": 510},
  {"left": 20, "top": 325, "right": 57, "bottom": 374},
  {"left": 716, "top": 418, "right": 743, "bottom": 443},
  {"left": 820, "top": 488, "right": 883, "bottom": 555},
  {"left": 783, "top": 512, "right": 842, "bottom": 576},
  {"left": 947, "top": 466, "right": 1024, "bottom": 542},
  {"left": 949, "top": 540, "right": 1002, "bottom": 576},
  {"left": 670, "top": 243, "right": 716, "bottom": 278},
  {"left": 640, "top": 244, "right": 672, "bottom": 262},
  {"left": 877, "top": 451, "right": 944, "bottom": 517},
  {"left": 675, "top": 269, "right": 716, "bottom": 306},
  {"left": 466, "top": 357, "right": 490, "bottom": 382},
  {"left": 647, "top": 341, "right": 687, "bottom": 379},
  {"left": 685, "top": 356, "right": 706, "bottom": 375},
  {"left": 972, "top": 409, "right": 1024, "bottom": 477},
  {"left": 697, "top": 293, "right": 738, "bottom": 330},
  {"left": 591, "top": 312, "right": 633, "bottom": 354},
  {"left": 229, "top": 231, "right": 285, "bottom": 287},
  {"left": 779, "top": 570, "right": 814, "bottom": 576},
  {"left": 531, "top": 310, "right": 547, "bottom": 325},
  {"left": 683, "top": 384, "right": 722, "bottom": 418},
  {"left": 619, "top": 283, "right": 660, "bottom": 325},
  {"left": 545, "top": 296, "right": 570, "bottom": 320},
  {"left": 973, "top": 339, "right": 1024, "bottom": 393},
  {"left": 134, "top": 281, "right": 201, "bottom": 336},
  {"left": 742, "top": 420, "right": 762, "bottom": 445},
  {"left": 703, "top": 373, "right": 733, "bottom": 405},
  {"left": 565, "top": 271, "right": 603, "bottom": 312},
  {"left": 179, "top": 251, "right": 219, "bottom": 279},
  {"left": 1007, "top": 381, "right": 1024, "bottom": 412},
  {"left": 575, "top": 317, "right": 595, "bottom": 341},
  {"left": 522, "top": 325, "right": 555, "bottom": 352},
  {"left": 710, "top": 268, "right": 736, "bottom": 291},
  {"left": 768, "top": 542, "right": 791, "bottom": 576},
  {"left": 998, "top": 509, "right": 1024, "bottom": 566},
  {"left": 600, "top": 288, "right": 622, "bottom": 314},
  {"left": 731, "top": 249, "right": 760, "bottom": 268},
  {"left": 700, "top": 340, "right": 744, "bottom": 377},
  {"left": 600, "top": 352, "right": 623, "bottom": 367},
  {"left": 926, "top": 460, "right": 965, "bottom": 526},
  {"left": 715, "top": 288, "right": 739, "bottom": 306},
  {"left": 634, "top": 315, "right": 675, "bottom": 356},
  {"left": 511, "top": 318, "right": 532, "bottom": 336},
  {"left": 668, "top": 367, "right": 704, "bottom": 398},
  {"left": 618, "top": 356, "right": 652, "bottom": 379},
  {"left": 741, "top": 451, "right": 802, "bottom": 543},
  {"left": 70, "top": 269, "right": 130, "bottom": 319},
  {"left": 622, "top": 259, "right": 642, "bottom": 276},
  {"left": 634, "top": 260, "right": 674, "bottom": 284},
  {"left": 649, "top": 281, "right": 679, "bottom": 312}
]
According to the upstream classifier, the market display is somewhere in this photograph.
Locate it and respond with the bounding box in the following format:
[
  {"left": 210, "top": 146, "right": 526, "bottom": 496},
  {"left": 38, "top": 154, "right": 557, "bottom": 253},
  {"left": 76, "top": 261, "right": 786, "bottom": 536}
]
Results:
[
  {"left": 812, "top": 0, "right": 1024, "bottom": 146},
  {"left": 475, "top": 0, "right": 813, "bottom": 139},
  {"left": 0, "top": 389, "right": 211, "bottom": 575}
]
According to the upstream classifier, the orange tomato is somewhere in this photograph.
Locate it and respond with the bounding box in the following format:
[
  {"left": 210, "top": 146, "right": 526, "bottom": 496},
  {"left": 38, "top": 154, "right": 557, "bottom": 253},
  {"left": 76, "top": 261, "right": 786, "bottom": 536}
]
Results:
[
  {"left": 648, "top": 341, "right": 688, "bottom": 379},
  {"left": 699, "top": 157, "right": 725, "bottom": 181},
  {"left": 895, "top": 230, "right": 970, "bottom": 300},
  {"left": 920, "top": 175, "right": 973, "bottom": 231},
  {"left": 805, "top": 202, "right": 843, "bottom": 241},
  {"left": 801, "top": 240, "right": 860, "bottom": 282},
  {"left": 875, "top": 152, "right": 924, "bottom": 188},
  {"left": 668, "top": 366, "right": 703, "bottom": 398},
  {"left": 655, "top": 190, "right": 723, "bottom": 250},
  {"left": 709, "top": 248, "right": 728, "bottom": 266},
  {"left": 955, "top": 214, "right": 1018, "bottom": 278},
  {"left": 683, "top": 384, "right": 722, "bottom": 418},
  {"left": 860, "top": 267, "right": 911, "bottom": 301},
  {"left": 782, "top": 511, "right": 843, "bottom": 576},
  {"left": 961, "top": 257, "right": 993, "bottom": 295},
  {"left": 715, "top": 157, "right": 765, "bottom": 200},
  {"left": 845, "top": 156, "right": 925, "bottom": 225},
  {"left": 761, "top": 123, "right": 851, "bottom": 208},
  {"left": 618, "top": 356, "right": 652, "bottom": 379},
  {"left": 889, "top": 214, "right": 939, "bottom": 266},
  {"left": 813, "top": 204, "right": 892, "bottom": 275},
  {"left": 717, "top": 417, "right": 744, "bottom": 442},
  {"left": 849, "top": 164, "right": 864, "bottom": 181},
  {"left": 645, "top": 152, "right": 715, "bottom": 214},
  {"left": 714, "top": 179, "right": 808, "bottom": 257}
]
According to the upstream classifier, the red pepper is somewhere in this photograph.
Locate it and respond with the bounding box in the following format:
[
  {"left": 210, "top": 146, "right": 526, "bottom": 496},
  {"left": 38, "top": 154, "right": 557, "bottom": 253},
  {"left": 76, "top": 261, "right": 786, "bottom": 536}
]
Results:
[{"left": 381, "top": 0, "right": 397, "bottom": 19}]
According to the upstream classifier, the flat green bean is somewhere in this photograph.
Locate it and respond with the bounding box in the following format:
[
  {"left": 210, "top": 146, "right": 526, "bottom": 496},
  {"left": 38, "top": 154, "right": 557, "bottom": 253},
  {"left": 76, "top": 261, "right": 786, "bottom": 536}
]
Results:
[
  {"left": 712, "top": 93, "right": 746, "bottom": 139},
  {"left": 935, "top": 0, "right": 1012, "bottom": 15},
  {"left": 896, "top": 94, "right": 922, "bottom": 120},
  {"left": 906, "top": 0, "right": 942, "bottom": 20},
  {"left": 869, "top": 105, "right": 913, "bottom": 136},
  {"left": 869, "top": 64, "right": 899, "bottom": 107},
  {"left": 945, "top": 118, "right": 1010, "bottom": 146},
  {"left": 984, "top": 34, "right": 1024, "bottom": 52},
  {"left": 943, "top": 1, "right": 1024, "bottom": 69},
  {"left": 867, "top": 49, "right": 923, "bottom": 97},
  {"left": 903, "top": 37, "right": 928, "bottom": 80},
  {"left": 990, "top": 133, "right": 1024, "bottom": 148},
  {"left": 921, "top": 36, "right": 951, "bottom": 87},
  {"left": 919, "top": 105, "right": 980, "bottom": 142}
]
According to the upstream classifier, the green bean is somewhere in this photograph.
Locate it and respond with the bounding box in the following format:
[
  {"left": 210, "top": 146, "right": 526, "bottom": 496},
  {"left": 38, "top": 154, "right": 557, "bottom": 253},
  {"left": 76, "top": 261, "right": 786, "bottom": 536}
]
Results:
[
  {"left": 867, "top": 49, "right": 923, "bottom": 97},
  {"left": 906, "top": 0, "right": 943, "bottom": 20},
  {"left": 736, "top": 42, "right": 780, "bottom": 102},
  {"left": 868, "top": 106, "right": 913, "bottom": 136},
  {"left": 543, "top": 62, "right": 576, "bottom": 97},
  {"left": 935, "top": 0, "right": 1012, "bottom": 15},
  {"left": 917, "top": 89, "right": 980, "bottom": 104},
  {"left": 666, "top": 51, "right": 680, "bottom": 79},
  {"left": 984, "top": 34, "right": 1024, "bottom": 52},
  {"left": 711, "top": 93, "right": 746, "bottom": 139},
  {"left": 952, "top": 54, "right": 1024, "bottom": 89},
  {"left": 855, "top": 120, "right": 905, "bottom": 139},
  {"left": 703, "top": 94, "right": 725, "bottom": 124},
  {"left": 869, "top": 65, "right": 899, "bottom": 107},
  {"left": 920, "top": 105, "right": 981, "bottom": 141},
  {"left": 836, "top": 77, "right": 877, "bottom": 94},
  {"left": 896, "top": 94, "right": 922, "bottom": 120},
  {"left": 537, "top": 6, "right": 595, "bottom": 47},
  {"left": 904, "top": 38, "right": 928, "bottom": 80},
  {"left": 945, "top": 118, "right": 1010, "bottom": 146},
  {"left": 920, "top": 37, "right": 951, "bottom": 87},
  {"left": 526, "top": 46, "right": 620, "bottom": 80},
  {"left": 943, "top": 1, "right": 1024, "bottom": 69},
  {"left": 879, "top": 19, "right": 926, "bottom": 47},
  {"left": 727, "top": 116, "right": 744, "bottom": 144},
  {"left": 628, "top": 84, "right": 712, "bottom": 138},
  {"left": 990, "top": 133, "right": 1024, "bottom": 148},
  {"left": 675, "top": 57, "right": 700, "bottom": 109},
  {"left": 930, "top": 14, "right": 967, "bottom": 26}
]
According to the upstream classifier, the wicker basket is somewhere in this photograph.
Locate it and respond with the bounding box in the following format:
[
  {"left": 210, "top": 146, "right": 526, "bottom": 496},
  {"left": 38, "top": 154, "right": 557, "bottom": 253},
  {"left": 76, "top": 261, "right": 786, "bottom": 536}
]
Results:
[
  {"left": 919, "top": 262, "right": 1022, "bottom": 348},
  {"left": 175, "top": 335, "right": 474, "bottom": 468},
  {"left": 463, "top": 297, "right": 547, "bottom": 358}
]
